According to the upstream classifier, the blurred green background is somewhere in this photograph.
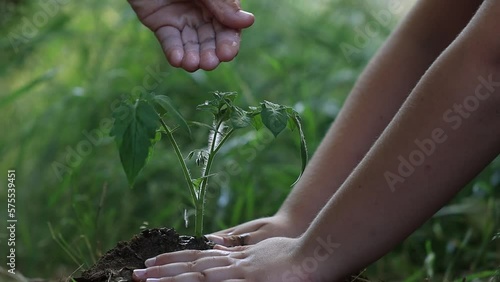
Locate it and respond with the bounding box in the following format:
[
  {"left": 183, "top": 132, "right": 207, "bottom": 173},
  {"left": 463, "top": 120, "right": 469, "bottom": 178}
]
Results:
[{"left": 0, "top": 0, "right": 499, "bottom": 281}]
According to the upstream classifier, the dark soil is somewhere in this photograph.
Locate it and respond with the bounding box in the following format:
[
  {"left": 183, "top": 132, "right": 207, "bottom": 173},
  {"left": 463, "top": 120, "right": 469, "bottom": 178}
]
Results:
[
  {"left": 74, "top": 227, "right": 367, "bottom": 282},
  {"left": 74, "top": 228, "right": 214, "bottom": 282}
]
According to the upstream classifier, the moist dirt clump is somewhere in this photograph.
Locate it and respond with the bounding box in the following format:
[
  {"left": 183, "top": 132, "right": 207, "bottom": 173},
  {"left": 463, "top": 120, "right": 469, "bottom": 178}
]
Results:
[{"left": 75, "top": 227, "right": 367, "bottom": 282}]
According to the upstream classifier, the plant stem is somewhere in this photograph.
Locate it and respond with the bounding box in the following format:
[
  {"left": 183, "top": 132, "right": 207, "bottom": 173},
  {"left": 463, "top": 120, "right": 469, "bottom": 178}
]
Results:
[
  {"left": 195, "top": 124, "right": 236, "bottom": 237},
  {"left": 214, "top": 129, "right": 235, "bottom": 155},
  {"left": 158, "top": 115, "right": 198, "bottom": 213},
  {"left": 160, "top": 114, "right": 236, "bottom": 237},
  {"left": 194, "top": 121, "right": 222, "bottom": 237}
]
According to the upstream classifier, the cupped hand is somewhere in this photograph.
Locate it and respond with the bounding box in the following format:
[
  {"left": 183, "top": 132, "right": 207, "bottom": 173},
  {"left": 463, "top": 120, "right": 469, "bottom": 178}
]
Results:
[
  {"left": 205, "top": 214, "right": 305, "bottom": 247},
  {"left": 132, "top": 237, "right": 320, "bottom": 282},
  {"left": 128, "top": 0, "right": 254, "bottom": 71}
]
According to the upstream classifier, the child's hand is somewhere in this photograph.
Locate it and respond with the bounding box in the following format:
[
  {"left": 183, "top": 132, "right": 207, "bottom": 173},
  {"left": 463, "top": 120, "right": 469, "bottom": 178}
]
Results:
[
  {"left": 132, "top": 237, "right": 320, "bottom": 281},
  {"left": 205, "top": 214, "right": 305, "bottom": 246},
  {"left": 128, "top": 0, "right": 254, "bottom": 71}
]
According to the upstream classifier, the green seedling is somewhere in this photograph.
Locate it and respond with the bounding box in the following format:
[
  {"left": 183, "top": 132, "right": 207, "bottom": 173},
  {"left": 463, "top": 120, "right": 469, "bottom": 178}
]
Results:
[{"left": 110, "top": 92, "right": 308, "bottom": 237}]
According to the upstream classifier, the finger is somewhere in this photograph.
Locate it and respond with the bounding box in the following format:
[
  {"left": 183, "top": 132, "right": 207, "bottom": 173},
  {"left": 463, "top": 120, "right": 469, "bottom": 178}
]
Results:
[
  {"left": 156, "top": 26, "right": 184, "bottom": 68},
  {"left": 213, "top": 21, "right": 241, "bottom": 62},
  {"left": 135, "top": 257, "right": 233, "bottom": 279},
  {"left": 147, "top": 266, "right": 244, "bottom": 282},
  {"left": 203, "top": 265, "right": 245, "bottom": 281},
  {"left": 228, "top": 221, "right": 266, "bottom": 236},
  {"left": 212, "top": 219, "right": 266, "bottom": 236},
  {"left": 181, "top": 26, "right": 200, "bottom": 72},
  {"left": 213, "top": 245, "right": 248, "bottom": 252},
  {"left": 201, "top": 0, "right": 254, "bottom": 29},
  {"left": 246, "top": 234, "right": 262, "bottom": 245},
  {"left": 211, "top": 226, "right": 237, "bottom": 236},
  {"left": 204, "top": 234, "right": 225, "bottom": 245},
  {"left": 245, "top": 230, "right": 270, "bottom": 245},
  {"left": 146, "top": 250, "right": 231, "bottom": 267},
  {"left": 207, "top": 233, "right": 250, "bottom": 247},
  {"left": 198, "top": 23, "right": 219, "bottom": 71}
]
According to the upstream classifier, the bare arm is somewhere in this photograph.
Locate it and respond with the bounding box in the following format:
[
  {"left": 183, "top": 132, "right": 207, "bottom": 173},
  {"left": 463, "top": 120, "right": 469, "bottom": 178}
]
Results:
[
  {"left": 278, "top": 0, "right": 484, "bottom": 233},
  {"left": 209, "top": 0, "right": 484, "bottom": 246},
  {"left": 299, "top": 0, "right": 500, "bottom": 279}
]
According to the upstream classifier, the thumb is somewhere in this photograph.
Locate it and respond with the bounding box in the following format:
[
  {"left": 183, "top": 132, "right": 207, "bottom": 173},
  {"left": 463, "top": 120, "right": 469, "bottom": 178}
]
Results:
[{"left": 201, "top": 0, "right": 255, "bottom": 29}]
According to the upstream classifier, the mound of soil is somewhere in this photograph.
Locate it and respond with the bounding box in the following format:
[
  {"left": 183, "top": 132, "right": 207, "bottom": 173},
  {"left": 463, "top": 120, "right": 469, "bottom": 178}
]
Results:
[
  {"left": 75, "top": 228, "right": 213, "bottom": 282},
  {"left": 74, "top": 227, "right": 367, "bottom": 282}
]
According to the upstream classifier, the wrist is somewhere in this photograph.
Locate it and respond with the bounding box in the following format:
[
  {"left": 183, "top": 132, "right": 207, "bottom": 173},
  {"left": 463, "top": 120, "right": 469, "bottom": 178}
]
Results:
[
  {"left": 275, "top": 205, "right": 313, "bottom": 235},
  {"left": 294, "top": 232, "right": 344, "bottom": 282}
]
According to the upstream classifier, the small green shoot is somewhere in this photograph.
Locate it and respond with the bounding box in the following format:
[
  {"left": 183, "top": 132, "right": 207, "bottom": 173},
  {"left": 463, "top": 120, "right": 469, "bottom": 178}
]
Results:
[{"left": 111, "top": 92, "right": 308, "bottom": 237}]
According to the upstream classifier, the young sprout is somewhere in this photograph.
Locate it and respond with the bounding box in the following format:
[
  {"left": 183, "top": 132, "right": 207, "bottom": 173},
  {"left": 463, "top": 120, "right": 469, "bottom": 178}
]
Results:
[{"left": 111, "top": 92, "right": 308, "bottom": 237}]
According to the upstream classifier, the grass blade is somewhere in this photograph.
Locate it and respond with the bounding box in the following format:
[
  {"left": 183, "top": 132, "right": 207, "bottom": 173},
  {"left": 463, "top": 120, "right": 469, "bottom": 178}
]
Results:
[{"left": 0, "top": 69, "right": 56, "bottom": 108}]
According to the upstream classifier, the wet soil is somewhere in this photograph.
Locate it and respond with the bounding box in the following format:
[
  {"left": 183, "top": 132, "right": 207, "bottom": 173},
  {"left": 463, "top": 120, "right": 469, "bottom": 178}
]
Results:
[
  {"left": 74, "top": 227, "right": 367, "bottom": 282},
  {"left": 74, "top": 228, "right": 213, "bottom": 282}
]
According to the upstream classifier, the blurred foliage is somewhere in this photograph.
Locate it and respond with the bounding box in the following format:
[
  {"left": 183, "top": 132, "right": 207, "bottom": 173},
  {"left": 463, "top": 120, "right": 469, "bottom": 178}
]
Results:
[{"left": 0, "top": 0, "right": 498, "bottom": 280}]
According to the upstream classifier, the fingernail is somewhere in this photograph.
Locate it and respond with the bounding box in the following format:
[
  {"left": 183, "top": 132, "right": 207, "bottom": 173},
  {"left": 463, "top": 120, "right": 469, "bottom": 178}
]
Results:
[
  {"left": 237, "top": 10, "right": 254, "bottom": 17},
  {"left": 146, "top": 279, "right": 160, "bottom": 282},
  {"left": 145, "top": 257, "right": 156, "bottom": 267},
  {"left": 133, "top": 269, "right": 146, "bottom": 279}
]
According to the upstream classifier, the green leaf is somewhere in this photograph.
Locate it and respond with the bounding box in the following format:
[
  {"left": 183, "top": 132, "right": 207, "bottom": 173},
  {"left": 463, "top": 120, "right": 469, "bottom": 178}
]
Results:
[
  {"left": 192, "top": 178, "right": 203, "bottom": 193},
  {"left": 261, "top": 101, "right": 288, "bottom": 137},
  {"left": 192, "top": 174, "right": 218, "bottom": 193},
  {"left": 286, "top": 108, "right": 297, "bottom": 131},
  {"left": 250, "top": 114, "right": 264, "bottom": 131},
  {"left": 289, "top": 110, "right": 309, "bottom": 186},
  {"left": 248, "top": 106, "right": 261, "bottom": 114},
  {"left": 197, "top": 92, "right": 237, "bottom": 115},
  {"left": 213, "top": 91, "right": 237, "bottom": 104},
  {"left": 230, "top": 106, "right": 251, "bottom": 129},
  {"left": 198, "top": 92, "right": 238, "bottom": 123},
  {"left": 147, "top": 131, "right": 162, "bottom": 161},
  {"left": 154, "top": 95, "right": 191, "bottom": 137},
  {"left": 247, "top": 106, "right": 263, "bottom": 130},
  {"left": 197, "top": 100, "right": 219, "bottom": 115},
  {"left": 110, "top": 99, "right": 160, "bottom": 186}
]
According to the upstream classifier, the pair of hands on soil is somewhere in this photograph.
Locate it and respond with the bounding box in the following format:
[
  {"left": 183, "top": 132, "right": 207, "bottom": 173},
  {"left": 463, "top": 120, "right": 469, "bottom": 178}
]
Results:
[
  {"left": 128, "top": 0, "right": 254, "bottom": 72},
  {"left": 132, "top": 215, "right": 312, "bottom": 281}
]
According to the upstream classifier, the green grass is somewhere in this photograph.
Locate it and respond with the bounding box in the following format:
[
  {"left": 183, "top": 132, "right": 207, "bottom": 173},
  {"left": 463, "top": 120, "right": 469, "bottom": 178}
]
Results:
[{"left": 0, "top": 0, "right": 498, "bottom": 280}]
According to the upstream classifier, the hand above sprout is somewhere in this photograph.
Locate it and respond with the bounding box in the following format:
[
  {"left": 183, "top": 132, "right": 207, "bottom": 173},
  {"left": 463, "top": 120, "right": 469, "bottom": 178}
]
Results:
[{"left": 128, "top": 0, "right": 254, "bottom": 72}]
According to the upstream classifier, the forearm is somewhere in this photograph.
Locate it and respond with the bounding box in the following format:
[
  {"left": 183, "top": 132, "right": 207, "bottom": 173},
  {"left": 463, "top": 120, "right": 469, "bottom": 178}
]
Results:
[
  {"left": 300, "top": 8, "right": 500, "bottom": 280},
  {"left": 277, "top": 0, "right": 482, "bottom": 230}
]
